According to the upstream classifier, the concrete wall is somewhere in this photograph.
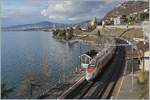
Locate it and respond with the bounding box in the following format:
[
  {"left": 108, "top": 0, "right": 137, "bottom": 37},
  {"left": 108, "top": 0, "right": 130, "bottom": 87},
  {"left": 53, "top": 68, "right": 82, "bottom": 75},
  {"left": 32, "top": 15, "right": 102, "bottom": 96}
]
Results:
[{"left": 139, "top": 51, "right": 149, "bottom": 71}]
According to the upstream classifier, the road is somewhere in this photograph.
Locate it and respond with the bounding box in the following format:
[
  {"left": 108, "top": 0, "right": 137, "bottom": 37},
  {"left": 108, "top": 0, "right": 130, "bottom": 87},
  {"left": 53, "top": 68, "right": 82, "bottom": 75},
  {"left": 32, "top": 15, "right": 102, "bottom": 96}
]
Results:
[{"left": 97, "top": 25, "right": 143, "bottom": 29}]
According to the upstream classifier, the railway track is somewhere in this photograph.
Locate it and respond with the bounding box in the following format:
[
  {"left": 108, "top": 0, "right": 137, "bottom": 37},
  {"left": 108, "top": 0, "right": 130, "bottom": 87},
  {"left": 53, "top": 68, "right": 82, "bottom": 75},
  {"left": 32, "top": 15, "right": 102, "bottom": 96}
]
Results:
[{"left": 58, "top": 39, "right": 126, "bottom": 99}]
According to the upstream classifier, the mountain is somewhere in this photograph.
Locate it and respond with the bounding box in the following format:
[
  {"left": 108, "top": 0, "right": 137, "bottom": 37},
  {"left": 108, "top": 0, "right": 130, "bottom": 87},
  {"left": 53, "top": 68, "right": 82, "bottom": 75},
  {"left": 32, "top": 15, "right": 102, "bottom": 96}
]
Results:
[
  {"left": 2, "top": 20, "right": 92, "bottom": 31},
  {"left": 103, "top": 1, "right": 149, "bottom": 20},
  {"left": 2, "top": 21, "right": 70, "bottom": 31}
]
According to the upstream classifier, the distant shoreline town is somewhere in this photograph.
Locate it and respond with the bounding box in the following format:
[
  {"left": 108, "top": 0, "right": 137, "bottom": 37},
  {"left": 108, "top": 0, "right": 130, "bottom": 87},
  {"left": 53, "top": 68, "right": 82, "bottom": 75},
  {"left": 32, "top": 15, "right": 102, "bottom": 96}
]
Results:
[{"left": 2, "top": 1, "right": 148, "bottom": 33}]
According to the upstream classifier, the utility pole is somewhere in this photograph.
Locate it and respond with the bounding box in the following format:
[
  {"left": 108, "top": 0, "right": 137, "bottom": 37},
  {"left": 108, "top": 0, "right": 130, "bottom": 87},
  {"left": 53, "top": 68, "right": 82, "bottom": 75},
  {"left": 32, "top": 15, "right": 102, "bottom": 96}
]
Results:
[
  {"left": 139, "top": 48, "right": 145, "bottom": 83},
  {"left": 131, "top": 45, "right": 134, "bottom": 92},
  {"left": 142, "top": 48, "right": 145, "bottom": 73},
  {"left": 79, "top": 42, "right": 81, "bottom": 71}
]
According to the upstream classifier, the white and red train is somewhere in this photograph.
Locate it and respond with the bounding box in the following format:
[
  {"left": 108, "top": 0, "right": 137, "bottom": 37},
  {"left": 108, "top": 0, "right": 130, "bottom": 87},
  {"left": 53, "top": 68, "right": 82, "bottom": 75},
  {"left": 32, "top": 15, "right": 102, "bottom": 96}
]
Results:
[{"left": 85, "top": 46, "right": 116, "bottom": 81}]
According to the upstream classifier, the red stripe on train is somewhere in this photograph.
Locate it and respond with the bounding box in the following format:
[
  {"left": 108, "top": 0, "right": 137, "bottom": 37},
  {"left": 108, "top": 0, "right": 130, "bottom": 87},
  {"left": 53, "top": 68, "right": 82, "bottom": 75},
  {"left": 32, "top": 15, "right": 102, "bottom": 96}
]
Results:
[{"left": 87, "top": 67, "right": 95, "bottom": 74}]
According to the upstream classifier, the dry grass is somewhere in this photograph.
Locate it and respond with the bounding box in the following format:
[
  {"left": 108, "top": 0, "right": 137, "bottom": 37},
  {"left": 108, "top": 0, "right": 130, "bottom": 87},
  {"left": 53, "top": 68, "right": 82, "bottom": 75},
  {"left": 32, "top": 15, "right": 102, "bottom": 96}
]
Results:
[
  {"left": 122, "top": 28, "right": 144, "bottom": 39},
  {"left": 137, "top": 71, "right": 149, "bottom": 84},
  {"left": 101, "top": 28, "right": 144, "bottom": 39},
  {"left": 137, "top": 71, "right": 149, "bottom": 99}
]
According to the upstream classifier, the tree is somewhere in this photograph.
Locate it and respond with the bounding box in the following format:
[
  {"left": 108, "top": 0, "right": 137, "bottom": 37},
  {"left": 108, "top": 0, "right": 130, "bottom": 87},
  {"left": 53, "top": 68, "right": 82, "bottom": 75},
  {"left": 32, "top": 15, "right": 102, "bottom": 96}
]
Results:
[
  {"left": 75, "top": 26, "right": 82, "bottom": 30},
  {"left": 97, "top": 30, "right": 101, "bottom": 37},
  {"left": 65, "top": 27, "right": 74, "bottom": 40},
  {"left": 1, "top": 83, "right": 16, "bottom": 98},
  {"left": 140, "top": 13, "right": 149, "bottom": 21},
  {"left": 52, "top": 29, "right": 60, "bottom": 38},
  {"left": 97, "top": 30, "right": 101, "bottom": 46}
]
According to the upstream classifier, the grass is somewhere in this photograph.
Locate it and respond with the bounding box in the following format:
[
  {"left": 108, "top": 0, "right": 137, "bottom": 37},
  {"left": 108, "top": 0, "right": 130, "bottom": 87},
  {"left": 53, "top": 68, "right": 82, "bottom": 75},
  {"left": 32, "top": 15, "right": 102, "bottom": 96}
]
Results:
[{"left": 137, "top": 71, "right": 149, "bottom": 84}]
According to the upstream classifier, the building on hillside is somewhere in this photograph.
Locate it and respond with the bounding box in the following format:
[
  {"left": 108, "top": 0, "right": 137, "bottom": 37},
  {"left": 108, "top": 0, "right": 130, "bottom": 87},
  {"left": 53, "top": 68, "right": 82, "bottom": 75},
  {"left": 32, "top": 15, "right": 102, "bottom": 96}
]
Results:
[
  {"left": 53, "top": 24, "right": 56, "bottom": 29},
  {"left": 81, "top": 27, "right": 87, "bottom": 31},
  {"left": 90, "top": 17, "right": 97, "bottom": 26},
  {"left": 102, "top": 21, "right": 105, "bottom": 27},
  {"left": 144, "top": 8, "right": 148, "bottom": 13},
  {"left": 136, "top": 41, "right": 149, "bottom": 71},
  {"left": 142, "top": 21, "right": 149, "bottom": 40},
  {"left": 133, "top": 38, "right": 145, "bottom": 42},
  {"left": 143, "top": 50, "right": 149, "bottom": 71},
  {"left": 113, "top": 16, "right": 121, "bottom": 25}
]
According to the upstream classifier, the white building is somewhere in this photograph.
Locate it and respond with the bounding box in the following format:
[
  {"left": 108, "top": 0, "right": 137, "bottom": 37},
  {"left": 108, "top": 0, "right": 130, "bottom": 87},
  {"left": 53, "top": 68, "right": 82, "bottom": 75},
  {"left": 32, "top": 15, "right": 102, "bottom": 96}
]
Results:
[
  {"left": 144, "top": 9, "right": 148, "bottom": 13},
  {"left": 53, "top": 24, "right": 56, "bottom": 29},
  {"left": 90, "top": 17, "right": 97, "bottom": 26},
  {"left": 102, "top": 21, "right": 105, "bottom": 27},
  {"left": 142, "top": 21, "right": 149, "bottom": 38},
  {"left": 114, "top": 16, "right": 121, "bottom": 25},
  {"left": 139, "top": 50, "right": 149, "bottom": 71}
]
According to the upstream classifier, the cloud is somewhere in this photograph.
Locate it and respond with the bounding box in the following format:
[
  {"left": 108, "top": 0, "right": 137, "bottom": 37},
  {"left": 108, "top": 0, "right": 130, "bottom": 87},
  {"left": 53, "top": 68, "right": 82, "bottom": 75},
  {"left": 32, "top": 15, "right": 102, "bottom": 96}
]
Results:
[
  {"left": 41, "top": 1, "right": 75, "bottom": 20},
  {"left": 2, "top": 0, "right": 124, "bottom": 25},
  {"left": 41, "top": 1, "right": 121, "bottom": 23}
]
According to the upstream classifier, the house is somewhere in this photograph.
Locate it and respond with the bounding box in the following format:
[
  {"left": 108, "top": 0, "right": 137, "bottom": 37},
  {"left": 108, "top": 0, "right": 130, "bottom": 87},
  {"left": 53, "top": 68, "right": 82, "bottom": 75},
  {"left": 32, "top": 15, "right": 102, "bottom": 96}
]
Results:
[
  {"left": 90, "top": 17, "right": 97, "bottom": 26},
  {"left": 113, "top": 16, "right": 121, "bottom": 25},
  {"left": 102, "top": 21, "right": 105, "bottom": 27},
  {"left": 139, "top": 50, "right": 149, "bottom": 71},
  {"left": 144, "top": 9, "right": 148, "bottom": 13},
  {"left": 142, "top": 21, "right": 149, "bottom": 39}
]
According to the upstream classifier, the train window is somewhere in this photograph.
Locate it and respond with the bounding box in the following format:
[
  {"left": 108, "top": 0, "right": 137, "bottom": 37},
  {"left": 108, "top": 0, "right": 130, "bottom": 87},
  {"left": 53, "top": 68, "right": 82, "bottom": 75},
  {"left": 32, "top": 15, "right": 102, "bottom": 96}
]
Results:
[
  {"left": 85, "top": 58, "right": 90, "bottom": 64},
  {"left": 88, "top": 64, "right": 95, "bottom": 68},
  {"left": 81, "top": 54, "right": 91, "bottom": 64}
]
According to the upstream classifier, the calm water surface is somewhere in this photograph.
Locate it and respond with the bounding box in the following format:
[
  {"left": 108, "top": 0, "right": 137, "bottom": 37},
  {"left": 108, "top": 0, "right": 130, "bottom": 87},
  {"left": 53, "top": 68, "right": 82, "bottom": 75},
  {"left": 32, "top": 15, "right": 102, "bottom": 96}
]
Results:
[{"left": 1, "top": 31, "right": 93, "bottom": 98}]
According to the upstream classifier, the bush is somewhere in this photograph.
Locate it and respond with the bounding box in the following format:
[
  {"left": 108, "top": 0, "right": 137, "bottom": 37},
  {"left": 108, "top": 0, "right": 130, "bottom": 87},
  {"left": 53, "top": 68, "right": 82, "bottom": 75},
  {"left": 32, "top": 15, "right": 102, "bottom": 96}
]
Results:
[
  {"left": 1, "top": 83, "right": 16, "bottom": 98},
  {"left": 140, "top": 13, "right": 149, "bottom": 21}
]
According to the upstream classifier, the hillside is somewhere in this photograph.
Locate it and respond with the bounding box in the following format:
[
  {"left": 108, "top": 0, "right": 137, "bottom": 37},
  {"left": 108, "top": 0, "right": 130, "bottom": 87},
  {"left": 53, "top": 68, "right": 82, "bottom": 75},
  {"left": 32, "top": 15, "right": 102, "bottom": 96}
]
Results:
[{"left": 103, "top": 1, "right": 149, "bottom": 20}]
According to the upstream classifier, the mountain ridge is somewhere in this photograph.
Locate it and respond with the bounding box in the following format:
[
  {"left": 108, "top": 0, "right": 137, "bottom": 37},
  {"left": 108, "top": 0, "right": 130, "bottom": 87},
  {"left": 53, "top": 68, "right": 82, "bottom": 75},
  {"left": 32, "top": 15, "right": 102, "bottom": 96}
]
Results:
[{"left": 2, "top": 20, "right": 90, "bottom": 31}]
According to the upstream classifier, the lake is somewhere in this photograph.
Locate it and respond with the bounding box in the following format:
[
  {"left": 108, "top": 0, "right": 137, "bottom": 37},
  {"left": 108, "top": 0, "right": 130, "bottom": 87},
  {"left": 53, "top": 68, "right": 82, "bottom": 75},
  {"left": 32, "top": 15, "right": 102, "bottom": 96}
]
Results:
[{"left": 1, "top": 31, "right": 93, "bottom": 98}]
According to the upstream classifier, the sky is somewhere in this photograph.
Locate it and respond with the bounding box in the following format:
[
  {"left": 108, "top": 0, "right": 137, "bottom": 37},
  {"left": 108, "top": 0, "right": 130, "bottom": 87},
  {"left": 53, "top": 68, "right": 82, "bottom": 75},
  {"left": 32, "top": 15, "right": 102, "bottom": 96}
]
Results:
[{"left": 1, "top": 0, "right": 124, "bottom": 27}]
